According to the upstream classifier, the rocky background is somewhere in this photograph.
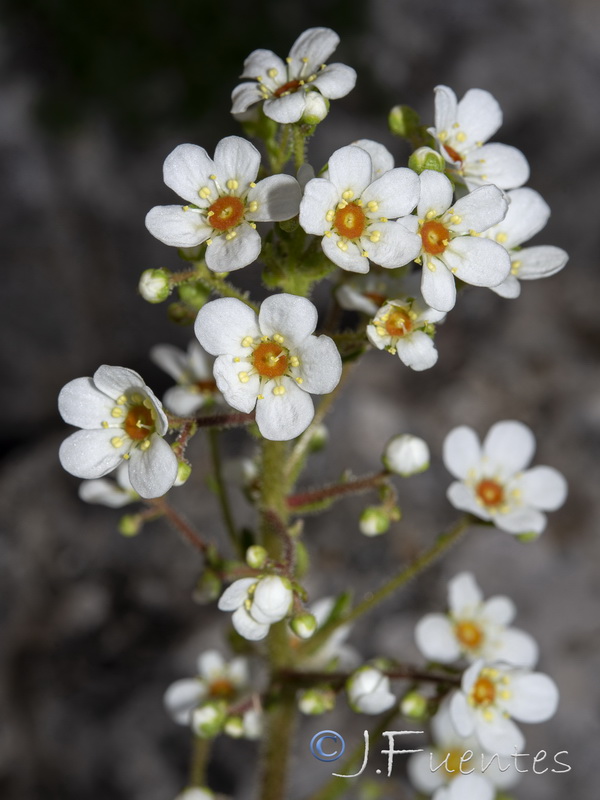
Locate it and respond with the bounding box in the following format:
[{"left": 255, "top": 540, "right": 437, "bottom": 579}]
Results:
[{"left": 1, "top": 0, "right": 599, "bottom": 798}]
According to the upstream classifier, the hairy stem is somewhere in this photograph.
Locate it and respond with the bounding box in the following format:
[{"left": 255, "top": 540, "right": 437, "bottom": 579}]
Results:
[
  {"left": 194, "top": 262, "right": 259, "bottom": 311},
  {"left": 286, "top": 471, "right": 389, "bottom": 511}
]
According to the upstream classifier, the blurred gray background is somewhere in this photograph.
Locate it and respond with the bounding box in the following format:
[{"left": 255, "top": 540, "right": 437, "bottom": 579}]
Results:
[{"left": 1, "top": 0, "right": 599, "bottom": 798}]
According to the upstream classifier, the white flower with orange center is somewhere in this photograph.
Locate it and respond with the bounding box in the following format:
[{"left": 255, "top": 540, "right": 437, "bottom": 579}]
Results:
[
  {"left": 299, "top": 144, "right": 421, "bottom": 274},
  {"left": 429, "top": 85, "right": 530, "bottom": 191},
  {"left": 151, "top": 341, "right": 221, "bottom": 417},
  {"left": 449, "top": 660, "right": 559, "bottom": 755},
  {"left": 218, "top": 575, "right": 293, "bottom": 641},
  {"left": 415, "top": 572, "right": 538, "bottom": 667},
  {"left": 58, "top": 365, "right": 178, "bottom": 499},
  {"left": 164, "top": 650, "right": 250, "bottom": 726},
  {"left": 397, "top": 170, "right": 511, "bottom": 312},
  {"left": 145, "top": 136, "right": 301, "bottom": 272},
  {"left": 480, "top": 187, "right": 569, "bottom": 298},
  {"left": 335, "top": 270, "right": 404, "bottom": 316},
  {"left": 366, "top": 295, "right": 446, "bottom": 371},
  {"left": 231, "top": 27, "right": 356, "bottom": 124},
  {"left": 443, "top": 420, "right": 568, "bottom": 535},
  {"left": 194, "top": 294, "right": 342, "bottom": 441}
]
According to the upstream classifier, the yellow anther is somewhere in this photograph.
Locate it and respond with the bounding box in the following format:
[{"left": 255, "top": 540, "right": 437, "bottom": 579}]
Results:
[
  {"left": 257, "top": 394, "right": 264, "bottom": 400},
  {"left": 456, "top": 131, "right": 467, "bottom": 143},
  {"left": 111, "top": 436, "right": 124, "bottom": 448},
  {"left": 426, "top": 210, "right": 436, "bottom": 220},
  {"left": 273, "top": 334, "right": 284, "bottom": 344},
  {"left": 238, "top": 372, "right": 249, "bottom": 383},
  {"left": 418, "top": 218, "right": 425, "bottom": 225},
  {"left": 249, "top": 181, "right": 257, "bottom": 188},
  {"left": 337, "top": 200, "right": 348, "bottom": 210},
  {"left": 267, "top": 68, "right": 278, "bottom": 78},
  {"left": 369, "top": 231, "right": 381, "bottom": 243},
  {"left": 241, "top": 336, "right": 254, "bottom": 347},
  {"left": 451, "top": 267, "right": 458, "bottom": 274},
  {"left": 256, "top": 75, "right": 263, "bottom": 82},
  {"left": 500, "top": 690, "right": 512, "bottom": 700},
  {"left": 336, "top": 241, "right": 348, "bottom": 251},
  {"left": 225, "top": 231, "right": 237, "bottom": 240},
  {"left": 379, "top": 216, "right": 388, "bottom": 223},
  {"left": 355, "top": 198, "right": 363, "bottom": 206},
  {"left": 450, "top": 215, "right": 462, "bottom": 224},
  {"left": 273, "top": 385, "right": 286, "bottom": 396},
  {"left": 131, "top": 394, "right": 143, "bottom": 404},
  {"left": 139, "top": 440, "right": 151, "bottom": 451},
  {"left": 511, "top": 260, "right": 522, "bottom": 275},
  {"left": 286, "top": 57, "right": 292, "bottom": 63},
  {"left": 442, "top": 239, "right": 449, "bottom": 246},
  {"left": 206, "top": 211, "right": 214, "bottom": 218},
  {"left": 483, "top": 710, "right": 495, "bottom": 722},
  {"left": 302, "top": 57, "right": 309, "bottom": 63},
  {"left": 408, "top": 310, "right": 418, "bottom": 320},
  {"left": 249, "top": 222, "right": 257, "bottom": 229},
  {"left": 209, "top": 174, "right": 217, "bottom": 181},
  {"left": 295, "top": 377, "right": 304, "bottom": 384},
  {"left": 438, "top": 130, "right": 448, "bottom": 141},
  {"left": 367, "top": 200, "right": 378, "bottom": 212},
  {"left": 182, "top": 205, "right": 189, "bottom": 211},
  {"left": 452, "top": 122, "right": 460, "bottom": 128},
  {"left": 469, "top": 230, "right": 480, "bottom": 237},
  {"left": 206, "top": 238, "right": 213, "bottom": 246},
  {"left": 102, "top": 421, "right": 109, "bottom": 428},
  {"left": 289, "top": 356, "right": 299, "bottom": 367},
  {"left": 481, "top": 174, "right": 488, "bottom": 181},
  {"left": 248, "top": 201, "right": 258, "bottom": 212},
  {"left": 427, "top": 261, "right": 437, "bottom": 272},
  {"left": 233, "top": 357, "right": 241, "bottom": 363},
  {"left": 324, "top": 231, "right": 332, "bottom": 237},
  {"left": 414, "top": 256, "right": 422, "bottom": 265},
  {"left": 376, "top": 326, "right": 386, "bottom": 337},
  {"left": 361, "top": 250, "right": 369, "bottom": 257},
  {"left": 326, "top": 210, "right": 335, "bottom": 222},
  {"left": 388, "top": 346, "right": 397, "bottom": 355},
  {"left": 199, "top": 187, "right": 211, "bottom": 199},
  {"left": 496, "top": 232, "right": 508, "bottom": 243},
  {"left": 226, "top": 179, "right": 239, "bottom": 191},
  {"left": 476, "top": 140, "right": 483, "bottom": 147},
  {"left": 261, "top": 335, "right": 269, "bottom": 342},
  {"left": 116, "top": 395, "right": 127, "bottom": 405}
]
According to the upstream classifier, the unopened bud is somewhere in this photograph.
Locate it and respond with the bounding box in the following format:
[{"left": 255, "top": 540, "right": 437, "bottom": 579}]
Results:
[
  {"left": 400, "top": 690, "right": 429, "bottom": 720},
  {"left": 359, "top": 506, "right": 390, "bottom": 537},
  {"left": 388, "top": 105, "right": 421, "bottom": 139},
  {"left": 193, "top": 570, "right": 222, "bottom": 604},
  {"left": 246, "top": 545, "right": 268, "bottom": 569},
  {"left": 309, "top": 423, "right": 329, "bottom": 452},
  {"left": 298, "top": 688, "right": 336, "bottom": 715},
  {"left": 408, "top": 146, "right": 446, "bottom": 175},
  {"left": 224, "top": 715, "right": 244, "bottom": 738},
  {"left": 175, "top": 460, "right": 192, "bottom": 486},
  {"left": 290, "top": 612, "right": 317, "bottom": 639},
  {"left": 118, "top": 513, "right": 142, "bottom": 537},
  {"left": 383, "top": 434, "right": 430, "bottom": 477},
  {"left": 192, "top": 701, "right": 227, "bottom": 738},
  {"left": 301, "top": 92, "right": 329, "bottom": 125},
  {"left": 139, "top": 268, "right": 171, "bottom": 303},
  {"left": 178, "top": 282, "right": 210, "bottom": 310}
]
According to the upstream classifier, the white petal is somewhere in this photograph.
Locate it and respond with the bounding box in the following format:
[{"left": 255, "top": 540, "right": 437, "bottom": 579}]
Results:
[
  {"left": 491, "top": 274, "right": 521, "bottom": 299},
  {"left": 464, "top": 143, "right": 530, "bottom": 190},
  {"left": 483, "top": 420, "right": 535, "bottom": 473},
  {"left": 451, "top": 184, "right": 508, "bottom": 234},
  {"left": 417, "top": 170, "right": 454, "bottom": 219},
  {"left": 263, "top": 93, "right": 306, "bottom": 124},
  {"left": 247, "top": 174, "right": 301, "bottom": 222},
  {"left": 496, "top": 507, "right": 547, "bottom": 535},
  {"left": 127, "top": 435, "right": 178, "bottom": 499},
  {"left": 92, "top": 365, "right": 145, "bottom": 399},
  {"left": 407, "top": 751, "right": 444, "bottom": 794},
  {"left": 227, "top": 657, "right": 249, "bottom": 688},
  {"left": 59, "top": 377, "right": 114, "bottom": 429},
  {"left": 150, "top": 344, "right": 188, "bottom": 382},
  {"left": 240, "top": 49, "right": 287, "bottom": 82},
  {"left": 213, "top": 136, "right": 260, "bottom": 188},
  {"left": 255, "top": 377, "right": 314, "bottom": 440},
  {"left": 197, "top": 650, "right": 225, "bottom": 681},
  {"left": 337, "top": 284, "right": 379, "bottom": 315},
  {"left": 461, "top": 660, "right": 484, "bottom": 693},
  {"left": 518, "top": 466, "right": 567, "bottom": 510},
  {"left": 312, "top": 63, "right": 357, "bottom": 99},
  {"left": 415, "top": 614, "right": 461, "bottom": 662},
  {"left": 162, "top": 386, "right": 206, "bottom": 417},
  {"left": 195, "top": 297, "right": 260, "bottom": 357},
  {"left": 492, "top": 628, "right": 538, "bottom": 668},
  {"left": 447, "top": 482, "right": 488, "bottom": 519},
  {"left": 449, "top": 690, "right": 475, "bottom": 737},
  {"left": 447, "top": 774, "right": 494, "bottom": 800},
  {"left": 481, "top": 596, "right": 515, "bottom": 625},
  {"left": 164, "top": 679, "right": 205, "bottom": 725},
  {"left": 59, "top": 428, "right": 124, "bottom": 479},
  {"left": 395, "top": 331, "right": 438, "bottom": 371},
  {"left": 289, "top": 27, "right": 339, "bottom": 74},
  {"left": 296, "top": 335, "right": 343, "bottom": 393},
  {"left": 516, "top": 245, "right": 569, "bottom": 280},
  {"left": 362, "top": 168, "right": 420, "bottom": 219},
  {"left": 433, "top": 86, "right": 458, "bottom": 137},
  {"left": 213, "top": 355, "right": 259, "bottom": 414},
  {"left": 145, "top": 205, "right": 211, "bottom": 248},
  {"left": 487, "top": 187, "right": 550, "bottom": 248},
  {"left": 505, "top": 673, "right": 559, "bottom": 722},
  {"left": 78, "top": 478, "right": 132, "bottom": 508},
  {"left": 231, "top": 82, "right": 263, "bottom": 114},
  {"left": 353, "top": 689, "right": 396, "bottom": 714},
  {"left": 457, "top": 88, "right": 502, "bottom": 144},
  {"left": 142, "top": 386, "right": 169, "bottom": 436},
  {"left": 187, "top": 341, "right": 212, "bottom": 379},
  {"left": 327, "top": 145, "right": 373, "bottom": 198},
  {"left": 205, "top": 223, "right": 262, "bottom": 272},
  {"left": 258, "top": 293, "right": 318, "bottom": 344},
  {"left": 448, "top": 573, "right": 483, "bottom": 615},
  {"left": 420, "top": 260, "right": 456, "bottom": 311},
  {"left": 251, "top": 576, "right": 292, "bottom": 623},
  {"left": 365, "top": 221, "right": 421, "bottom": 268},
  {"left": 352, "top": 139, "right": 394, "bottom": 177},
  {"left": 366, "top": 323, "right": 387, "bottom": 350},
  {"left": 443, "top": 237, "right": 511, "bottom": 288},
  {"left": 322, "top": 234, "right": 369, "bottom": 273},
  {"left": 218, "top": 579, "right": 255, "bottom": 611},
  {"left": 299, "top": 178, "right": 339, "bottom": 235},
  {"left": 162, "top": 143, "right": 215, "bottom": 204},
  {"left": 231, "top": 605, "right": 270, "bottom": 640},
  {"left": 475, "top": 713, "right": 524, "bottom": 756},
  {"left": 443, "top": 426, "right": 482, "bottom": 479}
]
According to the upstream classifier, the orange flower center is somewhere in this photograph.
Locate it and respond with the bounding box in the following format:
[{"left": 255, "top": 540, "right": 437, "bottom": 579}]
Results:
[
  {"left": 209, "top": 678, "right": 236, "bottom": 700},
  {"left": 471, "top": 676, "right": 496, "bottom": 706},
  {"left": 455, "top": 620, "right": 484, "bottom": 649},
  {"left": 385, "top": 308, "right": 413, "bottom": 337},
  {"left": 364, "top": 291, "right": 387, "bottom": 307},
  {"left": 476, "top": 479, "right": 504, "bottom": 507},
  {"left": 421, "top": 220, "right": 450, "bottom": 255},
  {"left": 444, "top": 144, "right": 464, "bottom": 164},
  {"left": 208, "top": 195, "right": 245, "bottom": 231},
  {"left": 334, "top": 203, "right": 366, "bottom": 240},
  {"left": 252, "top": 342, "right": 289, "bottom": 378},
  {"left": 274, "top": 79, "right": 302, "bottom": 97},
  {"left": 124, "top": 404, "right": 154, "bottom": 441}
]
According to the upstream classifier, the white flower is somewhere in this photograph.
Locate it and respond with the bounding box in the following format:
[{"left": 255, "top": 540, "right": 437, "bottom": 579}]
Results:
[
  {"left": 300, "top": 144, "right": 421, "bottom": 274},
  {"left": 335, "top": 271, "right": 403, "bottom": 316},
  {"left": 408, "top": 703, "right": 519, "bottom": 800},
  {"left": 398, "top": 170, "right": 511, "bottom": 312},
  {"left": 151, "top": 341, "right": 222, "bottom": 416},
  {"left": 78, "top": 461, "right": 138, "bottom": 508},
  {"left": 145, "top": 136, "right": 301, "bottom": 272},
  {"left": 415, "top": 572, "right": 538, "bottom": 667},
  {"left": 164, "top": 650, "right": 250, "bottom": 726},
  {"left": 480, "top": 187, "right": 569, "bottom": 298},
  {"left": 429, "top": 85, "right": 530, "bottom": 191},
  {"left": 367, "top": 295, "right": 445, "bottom": 371},
  {"left": 347, "top": 666, "right": 396, "bottom": 714},
  {"left": 218, "top": 576, "right": 293, "bottom": 641},
  {"left": 449, "top": 660, "right": 559, "bottom": 755},
  {"left": 58, "top": 365, "right": 178, "bottom": 499},
  {"left": 444, "top": 420, "right": 568, "bottom": 535},
  {"left": 194, "top": 294, "right": 342, "bottom": 441},
  {"left": 384, "top": 434, "right": 430, "bottom": 476},
  {"left": 231, "top": 27, "right": 356, "bottom": 123}
]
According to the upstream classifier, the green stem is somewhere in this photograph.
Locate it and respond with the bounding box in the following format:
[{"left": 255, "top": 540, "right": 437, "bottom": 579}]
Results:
[
  {"left": 293, "top": 126, "right": 308, "bottom": 170},
  {"left": 208, "top": 428, "right": 239, "bottom": 553},
  {"left": 194, "top": 262, "right": 259, "bottom": 311},
  {"left": 259, "top": 685, "right": 297, "bottom": 800},
  {"left": 189, "top": 735, "right": 211, "bottom": 787}
]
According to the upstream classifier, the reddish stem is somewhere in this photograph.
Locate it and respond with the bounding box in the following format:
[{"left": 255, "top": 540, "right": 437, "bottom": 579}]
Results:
[{"left": 286, "top": 471, "right": 388, "bottom": 509}]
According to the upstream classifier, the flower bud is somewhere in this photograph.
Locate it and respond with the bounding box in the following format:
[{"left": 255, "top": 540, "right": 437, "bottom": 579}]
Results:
[
  {"left": 383, "top": 434, "right": 430, "bottom": 477},
  {"left": 298, "top": 688, "right": 336, "bottom": 715},
  {"left": 175, "top": 460, "right": 192, "bottom": 486},
  {"left": 246, "top": 545, "right": 268, "bottom": 569},
  {"left": 139, "top": 268, "right": 171, "bottom": 303},
  {"left": 118, "top": 513, "right": 142, "bottom": 537},
  {"left": 308, "top": 423, "right": 329, "bottom": 453},
  {"left": 193, "top": 570, "right": 222, "bottom": 604},
  {"left": 301, "top": 92, "right": 329, "bottom": 125},
  {"left": 388, "top": 104, "right": 421, "bottom": 139},
  {"left": 359, "top": 506, "right": 390, "bottom": 537},
  {"left": 400, "top": 690, "right": 429, "bottom": 720},
  {"left": 178, "top": 282, "right": 210, "bottom": 310},
  {"left": 192, "top": 700, "right": 227, "bottom": 738},
  {"left": 347, "top": 666, "right": 396, "bottom": 714},
  {"left": 224, "top": 715, "right": 244, "bottom": 738},
  {"left": 408, "top": 146, "right": 446, "bottom": 175},
  {"left": 290, "top": 612, "right": 317, "bottom": 639}
]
